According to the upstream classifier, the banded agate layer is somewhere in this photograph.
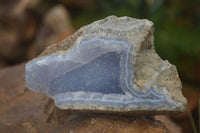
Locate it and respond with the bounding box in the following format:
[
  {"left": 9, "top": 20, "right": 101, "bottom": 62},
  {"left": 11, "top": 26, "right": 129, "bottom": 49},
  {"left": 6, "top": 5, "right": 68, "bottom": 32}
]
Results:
[{"left": 25, "top": 16, "right": 187, "bottom": 114}]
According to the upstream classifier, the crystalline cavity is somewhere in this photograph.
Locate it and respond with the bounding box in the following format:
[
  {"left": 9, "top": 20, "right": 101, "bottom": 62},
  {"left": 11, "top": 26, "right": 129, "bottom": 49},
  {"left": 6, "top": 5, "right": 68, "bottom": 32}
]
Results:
[{"left": 25, "top": 16, "right": 187, "bottom": 114}]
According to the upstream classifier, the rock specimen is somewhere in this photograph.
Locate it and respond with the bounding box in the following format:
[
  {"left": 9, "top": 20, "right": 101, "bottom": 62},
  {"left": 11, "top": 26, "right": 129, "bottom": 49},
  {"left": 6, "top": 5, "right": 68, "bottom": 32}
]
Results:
[
  {"left": 0, "top": 63, "right": 170, "bottom": 133},
  {"left": 25, "top": 16, "right": 187, "bottom": 114}
]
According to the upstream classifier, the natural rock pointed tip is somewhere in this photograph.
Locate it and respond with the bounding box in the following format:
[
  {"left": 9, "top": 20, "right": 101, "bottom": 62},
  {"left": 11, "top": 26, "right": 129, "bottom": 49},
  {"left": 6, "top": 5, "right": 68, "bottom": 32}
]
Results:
[
  {"left": 104, "top": 15, "right": 153, "bottom": 24},
  {"left": 25, "top": 16, "right": 187, "bottom": 114},
  {"left": 96, "top": 15, "right": 154, "bottom": 30}
]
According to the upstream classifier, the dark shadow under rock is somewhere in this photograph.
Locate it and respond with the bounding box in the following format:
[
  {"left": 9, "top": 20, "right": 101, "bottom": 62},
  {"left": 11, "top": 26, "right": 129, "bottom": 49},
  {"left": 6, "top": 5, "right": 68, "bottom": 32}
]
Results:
[{"left": 48, "top": 112, "right": 168, "bottom": 133}]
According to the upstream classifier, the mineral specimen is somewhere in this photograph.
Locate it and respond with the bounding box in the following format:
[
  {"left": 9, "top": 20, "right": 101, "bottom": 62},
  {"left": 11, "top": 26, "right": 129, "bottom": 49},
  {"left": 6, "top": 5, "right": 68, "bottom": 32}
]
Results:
[{"left": 25, "top": 16, "right": 187, "bottom": 114}]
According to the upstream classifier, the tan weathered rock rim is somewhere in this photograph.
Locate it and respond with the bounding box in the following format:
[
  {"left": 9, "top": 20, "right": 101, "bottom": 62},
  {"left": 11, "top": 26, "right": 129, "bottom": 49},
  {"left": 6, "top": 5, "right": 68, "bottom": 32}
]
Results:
[{"left": 26, "top": 16, "right": 187, "bottom": 114}]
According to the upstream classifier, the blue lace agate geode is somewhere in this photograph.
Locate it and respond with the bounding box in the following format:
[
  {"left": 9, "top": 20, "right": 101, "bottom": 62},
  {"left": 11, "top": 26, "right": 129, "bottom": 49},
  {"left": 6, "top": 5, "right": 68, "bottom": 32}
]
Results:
[{"left": 25, "top": 16, "right": 187, "bottom": 114}]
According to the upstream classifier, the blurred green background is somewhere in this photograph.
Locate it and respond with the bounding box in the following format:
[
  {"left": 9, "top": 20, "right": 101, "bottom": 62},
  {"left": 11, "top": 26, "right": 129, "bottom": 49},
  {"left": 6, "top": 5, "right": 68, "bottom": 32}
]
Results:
[
  {"left": 37, "top": 0, "right": 200, "bottom": 85},
  {"left": 0, "top": 0, "right": 199, "bottom": 85},
  {"left": 68, "top": 0, "right": 200, "bottom": 86},
  {"left": 0, "top": 0, "right": 199, "bottom": 132}
]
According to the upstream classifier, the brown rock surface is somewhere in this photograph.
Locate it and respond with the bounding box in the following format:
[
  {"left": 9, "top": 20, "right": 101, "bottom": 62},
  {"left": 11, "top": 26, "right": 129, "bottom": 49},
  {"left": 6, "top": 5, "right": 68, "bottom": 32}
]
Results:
[
  {"left": 0, "top": 63, "right": 169, "bottom": 133},
  {"left": 31, "top": 5, "right": 74, "bottom": 58},
  {"left": 155, "top": 116, "right": 182, "bottom": 133},
  {"left": 27, "top": 5, "right": 74, "bottom": 60},
  {"left": 50, "top": 113, "right": 168, "bottom": 133},
  {"left": 0, "top": 0, "right": 38, "bottom": 62},
  {"left": 0, "top": 63, "right": 51, "bottom": 133}
]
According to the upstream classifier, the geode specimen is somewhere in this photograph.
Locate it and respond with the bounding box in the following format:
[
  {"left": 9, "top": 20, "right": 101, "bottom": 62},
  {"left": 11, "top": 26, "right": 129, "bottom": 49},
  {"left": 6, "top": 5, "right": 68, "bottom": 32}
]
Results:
[{"left": 25, "top": 16, "right": 187, "bottom": 114}]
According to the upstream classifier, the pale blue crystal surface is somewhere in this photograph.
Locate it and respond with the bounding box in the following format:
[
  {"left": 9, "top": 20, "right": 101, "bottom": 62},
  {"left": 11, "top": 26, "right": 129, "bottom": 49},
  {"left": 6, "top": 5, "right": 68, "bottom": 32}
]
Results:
[{"left": 25, "top": 38, "right": 165, "bottom": 108}]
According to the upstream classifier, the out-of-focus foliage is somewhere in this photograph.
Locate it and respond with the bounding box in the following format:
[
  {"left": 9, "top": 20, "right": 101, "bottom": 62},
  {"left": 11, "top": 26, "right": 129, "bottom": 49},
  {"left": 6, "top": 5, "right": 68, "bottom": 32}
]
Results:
[
  {"left": 0, "top": 0, "right": 199, "bottom": 83},
  {"left": 69, "top": 0, "right": 200, "bottom": 83},
  {"left": 71, "top": 0, "right": 200, "bottom": 63}
]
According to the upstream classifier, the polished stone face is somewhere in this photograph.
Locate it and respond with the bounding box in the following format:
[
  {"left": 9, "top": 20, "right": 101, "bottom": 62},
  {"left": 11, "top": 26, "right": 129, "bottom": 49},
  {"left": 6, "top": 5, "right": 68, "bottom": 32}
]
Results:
[{"left": 26, "top": 38, "right": 165, "bottom": 108}]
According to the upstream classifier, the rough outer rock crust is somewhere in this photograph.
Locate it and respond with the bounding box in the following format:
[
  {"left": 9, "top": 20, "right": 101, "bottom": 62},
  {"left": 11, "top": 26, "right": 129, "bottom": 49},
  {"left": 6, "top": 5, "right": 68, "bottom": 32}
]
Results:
[{"left": 25, "top": 16, "right": 187, "bottom": 114}]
